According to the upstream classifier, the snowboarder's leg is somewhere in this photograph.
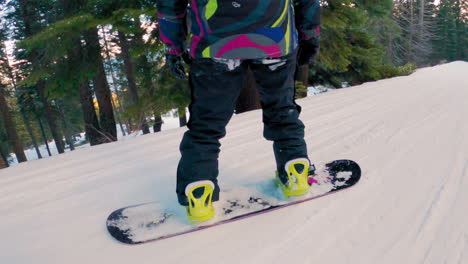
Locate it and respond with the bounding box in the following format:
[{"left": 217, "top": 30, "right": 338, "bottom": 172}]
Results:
[
  {"left": 177, "top": 58, "right": 246, "bottom": 207},
  {"left": 249, "top": 52, "right": 310, "bottom": 185}
]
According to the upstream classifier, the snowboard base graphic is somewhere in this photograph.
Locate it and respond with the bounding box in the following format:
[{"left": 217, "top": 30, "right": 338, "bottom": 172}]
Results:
[{"left": 106, "top": 160, "right": 361, "bottom": 244}]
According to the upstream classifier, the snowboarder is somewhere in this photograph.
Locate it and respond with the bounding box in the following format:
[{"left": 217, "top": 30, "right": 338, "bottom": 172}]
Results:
[{"left": 156, "top": 0, "right": 321, "bottom": 223}]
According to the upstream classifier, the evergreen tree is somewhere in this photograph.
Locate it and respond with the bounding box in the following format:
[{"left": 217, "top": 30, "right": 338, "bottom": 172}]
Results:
[
  {"left": 392, "top": 0, "right": 438, "bottom": 66},
  {"left": 84, "top": 26, "right": 118, "bottom": 141},
  {"left": 1, "top": 46, "right": 43, "bottom": 159},
  {"left": 6, "top": 0, "right": 67, "bottom": 153},
  {"left": 0, "top": 83, "right": 27, "bottom": 163},
  {"left": 0, "top": 22, "right": 28, "bottom": 163},
  {"left": 432, "top": 0, "right": 467, "bottom": 63},
  {"left": 356, "top": 0, "right": 400, "bottom": 64},
  {"left": 312, "top": 0, "right": 394, "bottom": 86},
  {"left": 101, "top": 26, "right": 128, "bottom": 136},
  {"left": 13, "top": 0, "right": 120, "bottom": 144},
  {"left": 91, "top": 0, "right": 163, "bottom": 133}
]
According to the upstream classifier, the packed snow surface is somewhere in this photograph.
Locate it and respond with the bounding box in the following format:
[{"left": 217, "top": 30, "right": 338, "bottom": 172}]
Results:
[{"left": 1, "top": 62, "right": 468, "bottom": 264}]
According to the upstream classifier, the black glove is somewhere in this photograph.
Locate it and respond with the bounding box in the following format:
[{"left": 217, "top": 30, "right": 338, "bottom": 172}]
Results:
[
  {"left": 297, "top": 32, "right": 320, "bottom": 66},
  {"left": 166, "top": 52, "right": 192, "bottom": 80}
]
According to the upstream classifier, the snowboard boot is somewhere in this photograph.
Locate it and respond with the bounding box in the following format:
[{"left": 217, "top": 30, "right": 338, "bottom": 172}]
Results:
[
  {"left": 275, "top": 158, "right": 316, "bottom": 197},
  {"left": 185, "top": 180, "right": 216, "bottom": 224}
]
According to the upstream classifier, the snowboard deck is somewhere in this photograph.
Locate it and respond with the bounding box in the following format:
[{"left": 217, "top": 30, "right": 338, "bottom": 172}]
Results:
[{"left": 106, "top": 159, "right": 361, "bottom": 245}]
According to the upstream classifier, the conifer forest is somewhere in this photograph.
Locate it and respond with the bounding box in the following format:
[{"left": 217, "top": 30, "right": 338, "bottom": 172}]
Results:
[{"left": 0, "top": 0, "right": 466, "bottom": 167}]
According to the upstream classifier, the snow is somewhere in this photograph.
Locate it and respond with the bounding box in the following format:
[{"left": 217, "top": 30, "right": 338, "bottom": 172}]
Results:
[
  {"left": 308, "top": 85, "right": 330, "bottom": 96},
  {"left": 107, "top": 168, "right": 337, "bottom": 244},
  {"left": 1, "top": 61, "right": 468, "bottom": 263},
  {"left": 9, "top": 109, "right": 188, "bottom": 164}
]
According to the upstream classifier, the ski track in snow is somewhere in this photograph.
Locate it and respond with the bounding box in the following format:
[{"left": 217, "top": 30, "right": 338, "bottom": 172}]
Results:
[{"left": 1, "top": 62, "right": 468, "bottom": 264}]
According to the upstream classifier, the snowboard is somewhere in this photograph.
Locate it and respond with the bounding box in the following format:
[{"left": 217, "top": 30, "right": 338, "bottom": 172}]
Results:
[{"left": 106, "top": 159, "right": 361, "bottom": 245}]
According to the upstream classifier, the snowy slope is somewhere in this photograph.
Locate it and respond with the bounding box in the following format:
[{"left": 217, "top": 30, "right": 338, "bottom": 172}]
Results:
[{"left": 1, "top": 61, "right": 467, "bottom": 264}]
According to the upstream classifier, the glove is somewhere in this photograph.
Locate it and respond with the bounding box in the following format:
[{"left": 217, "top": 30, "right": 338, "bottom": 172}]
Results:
[
  {"left": 297, "top": 31, "right": 320, "bottom": 66},
  {"left": 166, "top": 52, "right": 192, "bottom": 80}
]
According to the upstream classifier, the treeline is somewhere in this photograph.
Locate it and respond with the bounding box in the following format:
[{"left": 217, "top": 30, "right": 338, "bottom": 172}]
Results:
[{"left": 0, "top": 0, "right": 466, "bottom": 167}]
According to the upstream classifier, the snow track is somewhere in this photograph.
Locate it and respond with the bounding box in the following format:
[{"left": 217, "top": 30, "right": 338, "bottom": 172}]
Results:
[{"left": 1, "top": 62, "right": 467, "bottom": 263}]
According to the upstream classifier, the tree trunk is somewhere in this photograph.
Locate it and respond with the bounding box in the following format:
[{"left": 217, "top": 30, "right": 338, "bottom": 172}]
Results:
[
  {"left": 17, "top": 0, "right": 65, "bottom": 154},
  {"left": 387, "top": 35, "right": 394, "bottom": 64},
  {"left": 0, "top": 150, "right": 9, "bottom": 168},
  {"left": 117, "top": 31, "right": 139, "bottom": 104},
  {"left": 101, "top": 27, "right": 127, "bottom": 137},
  {"left": 408, "top": 0, "right": 415, "bottom": 62},
  {"left": 84, "top": 27, "right": 117, "bottom": 142},
  {"left": 178, "top": 108, "right": 187, "bottom": 127},
  {"left": 295, "top": 65, "right": 309, "bottom": 99},
  {"left": 20, "top": 110, "right": 42, "bottom": 159},
  {"left": 419, "top": 0, "right": 425, "bottom": 39},
  {"left": 57, "top": 103, "right": 75, "bottom": 151},
  {"left": 236, "top": 68, "right": 261, "bottom": 114},
  {"left": 5, "top": 57, "right": 42, "bottom": 159},
  {"left": 455, "top": 1, "right": 465, "bottom": 60},
  {"left": 67, "top": 36, "right": 108, "bottom": 146},
  {"left": 117, "top": 30, "right": 150, "bottom": 135},
  {"left": 36, "top": 114, "right": 52, "bottom": 156},
  {"left": 37, "top": 81, "right": 65, "bottom": 154},
  {"left": 126, "top": 119, "right": 133, "bottom": 134},
  {"left": 78, "top": 81, "right": 106, "bottom": 146},
  {"left": 140, "top": 117, "right": 150, "bottom": 134},
  {"left": 0, "top": 84, "right": 27, "bottom": 163},
  {"left": 153, "top": 112, "right": 163, "bottom": 133},
  {"left": 111, "top": 102, "right": 126, "bottom": 137},
  {"left": 179, "top": 116, "right": 187, "bottom": 127},
  {"left": 134, "top": 20, "right": 158, "bottom": 134}
]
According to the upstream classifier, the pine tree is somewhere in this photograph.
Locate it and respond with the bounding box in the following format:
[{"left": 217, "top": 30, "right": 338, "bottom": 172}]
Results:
[
  {"left": 83, "top": 26, "right": 118, "bottom": 141},
  {"left": 0, "top": 85, "right": 28, "bottom": 163},
  {"left": 12, "top": 0, "right": 121, "bottom": 144},
  {"left": 117, "top": 29, "right": 151, "bottom": 133},
  {"left": 355, "top": 0, "right": 400, "bottom": 64},
  {"left": 91, "top": 0, "right": 163, "bottom": 133},
  {"left": 0, "top": 24, "right": 27, "bottom": 163},
  {"left": 432, "top": 0, "right": 467, "bottom": 63},
  {"left": 2, "top": 54, "right": 43, "bottom": 159},
  {"left": 312, "top": 0, "right": 393, "bottom": 86},
  {"left": 392, "top": 0, "right": 437, "bottom": 66},
  {"left": 6, "top": 0, "right": 67, "bottom": 153},
  {"left": 101, "top": 27, "right": 127, "bottom": 137}
]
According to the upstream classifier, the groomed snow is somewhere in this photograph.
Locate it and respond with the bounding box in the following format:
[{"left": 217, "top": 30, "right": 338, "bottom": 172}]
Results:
[{"left": 1, "top": 61, "right": 467, "bottom": 264}]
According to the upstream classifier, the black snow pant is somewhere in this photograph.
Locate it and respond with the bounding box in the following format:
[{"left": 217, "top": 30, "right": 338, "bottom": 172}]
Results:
[{"left": 177, "top": 51, "right": 308, "bottom": 205}]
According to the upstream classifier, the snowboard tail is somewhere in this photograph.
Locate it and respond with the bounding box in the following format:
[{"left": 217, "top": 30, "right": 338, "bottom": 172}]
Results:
[{"left": 106, "top": 159, "right": 361, "bottom": 244}]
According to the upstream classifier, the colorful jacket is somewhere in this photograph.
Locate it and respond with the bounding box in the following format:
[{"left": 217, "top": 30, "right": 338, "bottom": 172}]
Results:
[{"left": 157, "top": 0, "right": 321, "bottom": 59}]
